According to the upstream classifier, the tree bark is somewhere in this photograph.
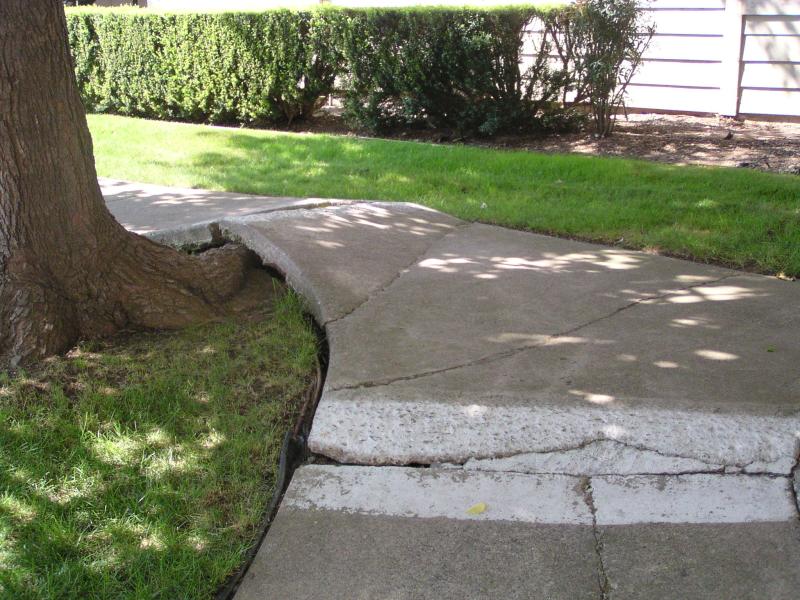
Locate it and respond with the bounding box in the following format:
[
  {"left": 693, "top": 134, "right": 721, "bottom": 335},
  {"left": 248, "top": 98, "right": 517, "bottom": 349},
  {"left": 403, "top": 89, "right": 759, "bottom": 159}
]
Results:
[{"left": 0, "top": 0, "right": 252, "bottom": 369}]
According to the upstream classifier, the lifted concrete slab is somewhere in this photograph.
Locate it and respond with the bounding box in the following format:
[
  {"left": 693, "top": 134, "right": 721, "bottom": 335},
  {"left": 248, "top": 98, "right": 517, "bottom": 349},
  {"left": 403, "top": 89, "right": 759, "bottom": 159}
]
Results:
[
  {"left": 106, "top": 182, "right": 800, "bottom": 473},
  {"left": 309, "top": 224, "right": 800, "bottom": 470},
  {"left": 309, "top": 393, "right": 800, "bottom": 471},
  {"left": 102, "top": 178, "right": 351, "bottom": 235},
  {"left": 218, "top": 204, "right": 463, "bottom": 324}
]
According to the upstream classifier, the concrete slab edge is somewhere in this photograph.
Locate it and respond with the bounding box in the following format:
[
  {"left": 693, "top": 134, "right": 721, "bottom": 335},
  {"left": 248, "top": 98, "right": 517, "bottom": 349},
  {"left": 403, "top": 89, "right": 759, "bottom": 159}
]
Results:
[
  {"left": 286, "top": 465, "right": 797, "bottom": 526},
  {"left": 308, "top": 397, "right": 800, "bottom": 475},
  {"left": 286, "top": 464, "right": 592, "bottom": 524}
]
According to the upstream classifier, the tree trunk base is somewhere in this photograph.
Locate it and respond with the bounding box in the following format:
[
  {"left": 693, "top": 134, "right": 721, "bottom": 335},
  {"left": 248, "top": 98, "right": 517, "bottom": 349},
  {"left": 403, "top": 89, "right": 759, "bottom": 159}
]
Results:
[{"left": 1, "top": 235, "right": 264, "bottom": 370}]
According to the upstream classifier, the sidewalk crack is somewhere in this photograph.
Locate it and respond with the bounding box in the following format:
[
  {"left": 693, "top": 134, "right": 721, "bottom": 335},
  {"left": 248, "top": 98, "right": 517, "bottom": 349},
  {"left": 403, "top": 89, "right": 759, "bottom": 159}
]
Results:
[
  {"left": 331, "top": 273, "right": 738, "bottom": 392},
  {"left": 582, "top": 477, "right": 611, "bottom": 600},
  {"left": 456, "top": 438, "right": 731, "bottom": 474},
  {"left": 790, "top": 451, "right": 800, "bottom": 521},
  {"left": 323, "top": 221, "right": 472, "bottom": 327}
]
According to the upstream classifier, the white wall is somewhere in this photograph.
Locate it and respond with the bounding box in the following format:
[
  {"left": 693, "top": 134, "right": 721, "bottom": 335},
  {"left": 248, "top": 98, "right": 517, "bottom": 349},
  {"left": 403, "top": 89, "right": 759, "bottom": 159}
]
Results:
[{"left": 625, "top": 0, "right": 800, "bottom": 117}]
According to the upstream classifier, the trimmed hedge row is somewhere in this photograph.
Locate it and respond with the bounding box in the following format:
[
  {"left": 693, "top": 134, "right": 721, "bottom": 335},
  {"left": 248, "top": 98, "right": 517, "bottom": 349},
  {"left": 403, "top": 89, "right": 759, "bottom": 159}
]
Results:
[
  {"left": 68, "top": 10, "right": 340, "bottom": 125},
  {"left": 66, "top": 5, "right": 649, "bottom": 136}
]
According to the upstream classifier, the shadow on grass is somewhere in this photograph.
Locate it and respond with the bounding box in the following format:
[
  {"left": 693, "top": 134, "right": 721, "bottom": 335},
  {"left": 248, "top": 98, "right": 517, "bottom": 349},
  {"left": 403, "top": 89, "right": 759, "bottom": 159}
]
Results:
[{"left": 0, "top": 292, "right": 317, "bottom": 600}]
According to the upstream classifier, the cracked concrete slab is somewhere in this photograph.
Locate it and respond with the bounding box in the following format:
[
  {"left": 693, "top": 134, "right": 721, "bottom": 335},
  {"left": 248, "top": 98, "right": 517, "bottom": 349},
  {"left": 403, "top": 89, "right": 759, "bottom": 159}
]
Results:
[
  {"left": 463, "top": 440, "right": 726, "bottom": 476},
  {"left": 324, "top": 222, "right": 735, "bottom": 390},
  {"left": 106, "top": 181, "right": 800, "bottom": 473},
  {"left": 311, "top": 389, "right": 800, "bottom": 472},
  {"left": 310, "top": 228, "right": 800, "bottom": 468},
  {"left": 218, "top": 204, "right": 463, "bottom": 323}
]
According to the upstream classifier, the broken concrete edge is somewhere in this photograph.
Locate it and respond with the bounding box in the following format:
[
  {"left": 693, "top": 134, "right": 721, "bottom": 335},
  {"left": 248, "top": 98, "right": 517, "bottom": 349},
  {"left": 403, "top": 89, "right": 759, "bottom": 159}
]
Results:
[
  {"left": 308, "top": 395, "right": 800, "bottom": 476},
  {"left": 143, "top": 215, "right": 336, "bottom": 324},
  {"left": 283, "top": 464, "right": 798, "bottom": 526},
  {"left": 793, "top": 456, "right": 800, "bottom": 517},
  {"left": 142, "top": 201, "right": 460, "bottom": 326},
  {"left": 144, "top": 220, "right": 220, "bottom": 251}
]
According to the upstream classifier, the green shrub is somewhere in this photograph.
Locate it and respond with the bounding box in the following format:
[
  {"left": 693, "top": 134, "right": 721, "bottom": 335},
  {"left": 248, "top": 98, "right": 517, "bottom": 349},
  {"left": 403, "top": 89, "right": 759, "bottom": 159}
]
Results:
[
  {"left": 337, "top": 7, "right": 577, "bottom": 136},
  {"left": 66, "top": 10, "right": 342, "bottom": 125},
  {"left": 544, "top": 0, "right": 655, "bottom": 136},
  {"left": 66, "top": 5, "right": 652, "bottom": 134}
]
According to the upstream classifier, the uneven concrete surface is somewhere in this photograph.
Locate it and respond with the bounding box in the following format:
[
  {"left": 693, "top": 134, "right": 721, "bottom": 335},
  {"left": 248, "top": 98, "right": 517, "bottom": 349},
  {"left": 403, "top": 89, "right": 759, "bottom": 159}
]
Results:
[
  {"left": 102, "top": 178, "right": 352, "bottom": 235},
  {"left": 107, "top": 181, "right": 800, "bottom": 600}
]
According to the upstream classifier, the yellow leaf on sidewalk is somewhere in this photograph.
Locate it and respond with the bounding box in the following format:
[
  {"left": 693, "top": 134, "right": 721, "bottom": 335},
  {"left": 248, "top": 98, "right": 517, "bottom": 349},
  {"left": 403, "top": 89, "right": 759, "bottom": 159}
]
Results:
[{"left": 466, "top": 502, "right": 487, "bottom": 515}]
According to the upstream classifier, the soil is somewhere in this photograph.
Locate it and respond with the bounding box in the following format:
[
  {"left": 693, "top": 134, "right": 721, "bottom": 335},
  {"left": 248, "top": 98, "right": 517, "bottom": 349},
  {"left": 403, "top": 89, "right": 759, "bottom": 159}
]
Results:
[{"left": 281, "top": 110, "right": 800, "bottom": 175}]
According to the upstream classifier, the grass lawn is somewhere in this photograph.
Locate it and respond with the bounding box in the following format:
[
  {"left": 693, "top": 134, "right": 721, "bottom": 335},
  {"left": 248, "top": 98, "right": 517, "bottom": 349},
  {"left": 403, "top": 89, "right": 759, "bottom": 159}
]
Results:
[
  {"left": 88, "top": 114, "right": 800, "bottom": 278},
  {"left": 0, "top": 290, "right": 318, "bottom": 599}
]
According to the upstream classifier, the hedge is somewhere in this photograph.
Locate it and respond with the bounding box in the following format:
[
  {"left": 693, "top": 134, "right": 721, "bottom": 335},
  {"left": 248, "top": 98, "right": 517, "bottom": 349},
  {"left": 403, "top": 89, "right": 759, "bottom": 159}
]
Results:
[
  {"left": 67, "top": 9, "right": 341, "bottom": 125},
  {"left": 66, "top": 5, "right": 651, "bottom": 136}
]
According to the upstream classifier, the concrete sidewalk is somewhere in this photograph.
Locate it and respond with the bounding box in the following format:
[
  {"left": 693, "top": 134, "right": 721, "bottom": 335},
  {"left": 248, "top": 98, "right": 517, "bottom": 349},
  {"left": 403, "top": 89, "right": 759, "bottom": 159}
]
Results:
[{"left": 106, "top": 181, "right": 800, "bottom": 600}]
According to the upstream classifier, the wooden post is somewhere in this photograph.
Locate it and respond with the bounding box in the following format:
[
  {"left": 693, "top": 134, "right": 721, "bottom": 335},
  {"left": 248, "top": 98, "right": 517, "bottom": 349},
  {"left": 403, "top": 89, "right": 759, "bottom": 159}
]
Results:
[{"left": 719, "top": 0, "right": 745, "bottom": 116}]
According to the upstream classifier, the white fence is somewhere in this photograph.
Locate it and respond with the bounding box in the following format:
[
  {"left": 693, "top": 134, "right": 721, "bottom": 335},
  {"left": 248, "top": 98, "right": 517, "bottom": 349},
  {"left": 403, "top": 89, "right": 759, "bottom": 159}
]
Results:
[{"left": 621, "top": 0, "right": 800, "bottom": 117}]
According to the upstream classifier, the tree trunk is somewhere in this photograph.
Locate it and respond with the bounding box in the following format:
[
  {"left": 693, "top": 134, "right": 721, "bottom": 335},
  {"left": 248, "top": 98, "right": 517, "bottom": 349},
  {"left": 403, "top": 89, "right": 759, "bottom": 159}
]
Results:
[{"left": 0, "top": 0, "right": 252, "bottom": 369}]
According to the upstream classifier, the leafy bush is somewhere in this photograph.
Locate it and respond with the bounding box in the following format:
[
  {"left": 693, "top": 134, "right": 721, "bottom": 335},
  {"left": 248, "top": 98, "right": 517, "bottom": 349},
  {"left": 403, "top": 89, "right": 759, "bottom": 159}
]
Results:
[
  {"left": 546, "top": 0, "right": 655, "bottom": 136},
  {"left": 337, "top": 7, "right": 573, "bottom": 136},
  {"left": 66, "top": 5, "right": 653, "bottom": 134},
  {"left": 67, "top": 10, "right": 342, "bottom": 125}
]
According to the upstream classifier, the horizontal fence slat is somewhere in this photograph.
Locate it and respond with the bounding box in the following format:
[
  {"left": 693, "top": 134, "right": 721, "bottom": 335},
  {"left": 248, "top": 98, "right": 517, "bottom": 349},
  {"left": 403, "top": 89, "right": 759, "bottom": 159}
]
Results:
[
  {"left": 647, "top": 0, "right": 725, "bottom": 8},
  {"left": 632, "top": 59, "right": 721, "bottom": 87},
  {"left": 742, "top": 34, "right": 800, "bottom": 61},
  {"left": 642, "top": 7, "right": 726, "bottom": 36},
  {"left": 645, "top": 34, "right": 725, "bottom": 61},
  {"left": 741, "top": 61, "right": 800, "bottom": 88},
  {"left": 624, "top": 83, "right": 720, "bottom": 113},
  {"left": 745, "top": 16, "right": 800, "bottom": 36},
  {"left": 739, "top": 87, "right": 800, "bottom": 115},
  {"left": 743, "top": 0, "right": 800, "bottom": 17}
]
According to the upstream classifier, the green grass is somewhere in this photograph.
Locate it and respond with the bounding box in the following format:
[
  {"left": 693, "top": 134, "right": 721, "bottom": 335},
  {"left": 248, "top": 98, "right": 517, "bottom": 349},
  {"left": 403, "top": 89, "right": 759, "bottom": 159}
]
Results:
[
  {"left": 88, "top": 114, "right": 800, "bottom": 277},
  {"left": 0, "top": 290, "right": 318, "bottom": 599}
]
